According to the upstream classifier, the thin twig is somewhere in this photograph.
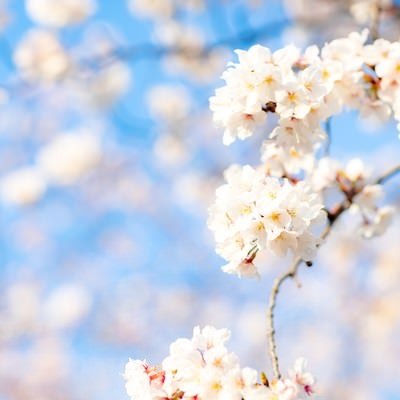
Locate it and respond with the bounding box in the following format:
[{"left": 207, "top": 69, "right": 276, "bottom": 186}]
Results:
[
  {"left": 266, "top": 224, "right": 332, "bottom": 380},
  {"left": 266, "top": 162, "right": 400, "bottom": 380},
  {"left": 376, "top": 164, "right": 400, "bottom": 184},
  {"left": 267, "top": 257, "right": 301, "bottom": 379}
]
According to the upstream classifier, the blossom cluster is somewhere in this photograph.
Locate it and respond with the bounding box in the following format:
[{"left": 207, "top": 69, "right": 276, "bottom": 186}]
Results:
[
  {"left": 124, "top": 326, "right": 315, "bottom": 400},
  {"left": 309, "top": 157, "right": 395, "bottom": 238},
  {"left": 210, "top": 31, "right": 400, "bottom": 175},
  {"left": 208, "top": 165, "right": 325, "bottom": 278}
]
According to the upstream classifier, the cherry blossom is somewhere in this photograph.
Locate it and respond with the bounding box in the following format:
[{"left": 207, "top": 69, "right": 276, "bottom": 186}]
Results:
[
  {"left": 124, "top": 326, "right": 316, "bottom": 400},
  {"left": 208, "top": 165, "right": 326, "bottom": 278}
]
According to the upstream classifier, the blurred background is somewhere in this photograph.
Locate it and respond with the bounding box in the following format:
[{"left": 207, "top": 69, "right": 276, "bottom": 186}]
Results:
[{"left": 0, "top": 1, "right": 400, "bottom": 399}]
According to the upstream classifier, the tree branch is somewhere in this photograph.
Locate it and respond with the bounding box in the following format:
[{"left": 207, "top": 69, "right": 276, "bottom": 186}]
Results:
[
  {"left": 267, "top": 257, "right": 301, "bottom": 379},
  {"left": 376, "top": 164, "right": 400, "bottom": 184},
  {"left": 266, "top": 162, "right": 400, "bottom": 380}
]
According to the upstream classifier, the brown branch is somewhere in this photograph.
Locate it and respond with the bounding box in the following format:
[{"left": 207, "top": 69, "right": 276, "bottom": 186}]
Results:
[
  {"left": 266, "top": 162, "right": 400, "bottom": 380},
  {"left": 376, "top": 164, "right": 400, "bottom": 184},
  {"left": 266, "top": 225, "right": 332, "bottom": 380},
  {"left": 267, "top": 256, "right": 301, "bottom": 379}
]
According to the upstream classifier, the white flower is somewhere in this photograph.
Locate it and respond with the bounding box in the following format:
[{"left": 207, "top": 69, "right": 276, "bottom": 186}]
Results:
[
  {"left": 270, "top": 378, "right": 299, "bottom": 400},
  {"left": 343, "top": 158, "right": 369, "bottom": 182},
  {"left": 289, "top": 357, "right": 316, "bottom": 397},
  {"left": 124, "top": 359, "right": 167, "bottom": 400},
  {"left": 275, "top": 82, "right": 311, "bottom": 119},
  {"left": 308, "top": 157, "right": 341, "bottom": 192},
  {"left": 363, "top": 38, "right": 392, "bottom": 66},
  {"left": 321, "top": 30, "right": 368, "bottom": 72},
  {"left": 209, "top": 43, "right": 283, "bottom": 145},
  {"left": 261, "top": 141, "right": 315, "bottom": 177},
  {"left": 299, "top": 66, "right": 330, "bottom": 102},
  {"left": 271, "top": 118, "right": 326, "bottom": 154}
]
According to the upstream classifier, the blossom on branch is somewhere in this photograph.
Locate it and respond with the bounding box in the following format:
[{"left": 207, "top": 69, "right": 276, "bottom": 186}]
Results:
[
  {"left": 124, "top": 326, "right": 316, "bottom": 400},
  {"left": 208, "top": 165, "right": 326, "bottom": 278}
]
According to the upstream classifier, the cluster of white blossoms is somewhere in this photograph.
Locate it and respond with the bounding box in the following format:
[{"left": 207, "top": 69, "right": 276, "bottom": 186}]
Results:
[
  {"left": 210, "top": 31, "right": 400, "bottom": 175},
  {"left": 207, "top": 32, "right": 398, "bottom": 277},
  {"left": 309, "top": 157, "right": 396, "bottom": 239},
  {"left": 124, "top": 326, "right": 315, "bottom": 400},
  {"left": 208, "top": 165, "right": 326, "bottom": 278}
]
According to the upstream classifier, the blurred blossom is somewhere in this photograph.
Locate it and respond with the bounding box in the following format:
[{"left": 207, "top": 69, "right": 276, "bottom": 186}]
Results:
[
  {"left": 154, "top": 21, "right": 204, "bottom": 50},
  {"left": 83, "top": 62, "right": 132, "bottom": 109},
  {"left": 153, "top": 133, "right": 189, "bottom": 168},
  {"left": 164, "top": 47, "right": 229, "bottom": 82},
  {"left": 13, "top": 29, "right": 70, "bottom": 82},
  {"left": 0, "top": 166, "right": 47, "bottom": 206},
  {"left": 129, "top": 0, "right": 205, "bottom": 19},
  {"left": 26, "top": 0, "right": 96, "bottom": 28},
  {"left": 0, "top": 0, "right": 9, "bottom": 31},
  {"left": 128, "top": 0, "right": 175, "bottom": 19},
  {"left": 1, "top": 282, "right": 41, "bottom": 339},
  {"left": 36, "top": 131, "right": 102, "bottom": 185},
  {"left": 350, "top": 0, "right": 392, "bottom": 24},
  {"left": 43, "top": 284, "right": 92, "bottom": 330},
  {"left": 283, "top": 0, "right": 337, "bottom": 21},
  {"left": 147, "top": 84, "right": 191, "bottom": 121},
  {"left": 282, "top": 0, "right": 400, "bottom": 41},
  {"left": 172, "top": 171, "right": 218, "bottom": 211}
]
